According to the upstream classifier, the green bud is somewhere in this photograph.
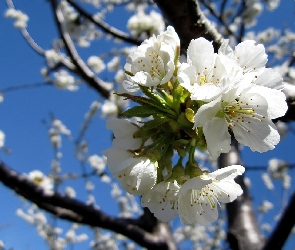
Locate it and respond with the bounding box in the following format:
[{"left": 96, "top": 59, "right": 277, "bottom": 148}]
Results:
[
  {"left": 166, "top": 163, "right": 186, "bottom": 183},
  {"left": 145, "top": 147, "right": 161, "bottom": 162},
  {"left": 185, "top": 108, "right": 195, "bottom": 123}
]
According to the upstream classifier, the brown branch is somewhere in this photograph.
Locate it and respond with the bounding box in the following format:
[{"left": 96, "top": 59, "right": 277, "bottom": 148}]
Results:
[
  {"left": 263, "top": 190, "right": 295, "bottom": 250},
  {"left": 50, "top": 0, "right": 112, "bottom": 99},
  {"left": 66, "top": 0, "right": 142, "bottom": 46},
  {"left": 0, "top": 160, "right": 176, "bottom": 249},
  {"left": 218, "top": 139, "right": 265, "bottom": 250},
  {"left": 6, "top": 0, "right": 45, "bottom": 56},
  {"left": 153, "top": 0, "right": 223, "bottom": 52}
]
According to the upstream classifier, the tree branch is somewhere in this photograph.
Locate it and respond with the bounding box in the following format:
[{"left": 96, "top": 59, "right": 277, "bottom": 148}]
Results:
[
  {"left": 218, "top": 139, "right": 265, "bottom": 250},
  {"left": 50, "top": 0, "right": 112, "bottom": 99},
  {"left": 0, "top": 160, "right": 176, "bottom": 249},
  {"left": 66, "top": 0, "right": 142, "bottom": 46},
  {"left": 263, "top": 190, "right": 295, "bottom": 250},
  {"left": 6, "top": 0, "right": 45, "bottom": 56},
  {"left": 153, "top": 0, "right": 223, "bottom": 52}
]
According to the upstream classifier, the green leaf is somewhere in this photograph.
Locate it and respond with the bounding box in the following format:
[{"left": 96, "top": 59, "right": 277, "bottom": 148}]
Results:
[
  {"left": 121, "top": 106, "right": 161, "bottom": 117},
  {"left": 140, "top": 117, "right": 171, "bottom": 130}
]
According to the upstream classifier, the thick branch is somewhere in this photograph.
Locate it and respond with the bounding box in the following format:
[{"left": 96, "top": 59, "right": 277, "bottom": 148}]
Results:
[
  {"left": 0, "top": 161, "right": 176, "bottom": 249},
  {"left": 50, "top": 0, "right": 112, "bottom": 99},
  {"left": 263, "top": 190, "right": 295, "bottom": 249},
  {"left": 218, "top": 139, "right": 265, "bottom": 250},
  {"left": 154, "top": 0, "right": 223, "bottom": 52}
]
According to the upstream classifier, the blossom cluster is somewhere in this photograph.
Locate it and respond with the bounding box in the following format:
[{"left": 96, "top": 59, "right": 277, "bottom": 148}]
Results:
[{"left": 103, "top": 26, "right": 287, "bottom": 225}]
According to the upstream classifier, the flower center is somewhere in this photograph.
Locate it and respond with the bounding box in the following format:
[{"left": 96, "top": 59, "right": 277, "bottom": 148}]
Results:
[{"left": 148, "top": 52, "right": 165, "bottom": 80}]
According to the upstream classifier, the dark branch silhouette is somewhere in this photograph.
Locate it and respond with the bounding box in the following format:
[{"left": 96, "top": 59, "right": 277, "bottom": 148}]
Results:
[
  {"left": 66, "top": 0, "right": 142, "bottom": 46},
  {"left": 218, "top": 139, "right": 265, "bottom": 250},
  {"left": 263, "top": 190, "right": 295, "bottom": 250},
  {"left": 154, "top": 0, "right": 223, "bottom": 53},
  {"left": 0, "top": 160, "right": 176, "bottom": 250}
]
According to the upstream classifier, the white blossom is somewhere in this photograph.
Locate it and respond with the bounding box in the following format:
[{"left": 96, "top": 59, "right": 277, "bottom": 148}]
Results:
[
  {"left": 103, "top": 148, "right": 157, "bottom": 195},
  {"left": 127, "top": 9, "right": 165, "bottom": 37},
  {"left": 6, "top": 8, "right": 29, "bottom": 29},
  {"left": 88, "top": 154, "right": 106, "bottom": 173},
  {"left": 178, "top": 38, "right": 242, "bottom": 102},
  {"left": 87, "top": 56, "right": 106, "bottom": 73},
  {"left": 0, "top": 130, "right": 5, "bottom": 148},
  {"left": 27, "top": 170, "right": 53, "bottom": 194},
  {"left": 122, "top": 26, "right": 180, "bottom": 92},
  {"left": 141, "top": 180, "right": 180, "bottom": 222},
  {"left": 53, "top": 70, "right": 78, "bottom": 91},
  {"left": 65, "top": 186, "right": 76, "bottom": 198},
  {"left": 194, "top": 84, "right": 287, "bottom": 159},
  {"left": 258, "top": 200, "right": 274, "bottom": 213},
  {"left": 261, "top": 173, "right": 274, "bottom": 190},
  {"left": 106, "top": 117, "right": 141, "bottom": 150},
  {"left": 178, "top": 165, "right": 244, "bottom": 225}
]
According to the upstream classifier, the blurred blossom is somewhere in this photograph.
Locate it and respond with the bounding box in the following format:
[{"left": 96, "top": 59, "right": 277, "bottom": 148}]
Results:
[
  {"left": 53, "top": 70, "right": 78, "bottom": 91},
  {"left": 276, "top": 121, "right": 288, "bottom": 139},
  {"left": 6, "top": 8, "right": 29, "bottom": 29},
  {"left": 27, "top": 170, "right": 53, "bottom": 194},
  {"left": 244, "top": 176, "right": 252, "bottom": 189},
  {"left": 261, "top": 173, "right": 274, "bottom": 190},
  {"left": 268, "top": 158, "right": 288, "bottom": 179},
  {"left": 86, "top": 180, "right": 95, "bottom": 190},
  {"left": 258, "top": 200, "right": 274, "bottom": 213},
  {"left": 87, "top": 56, "right": 106, "bottom": 73},
  {"left": 65, "top": 186, "right": 76, "bottom": 198},
  {"left": 0, "top": 130, "right": 5, "bottom": 148},
  {"left": 107, "top": 56, "right": 120, "bottom": 71},
  {"left": 261, "top": 223, "right": 272, "bottom": 232},
  {"left": 127, "top": 9, "right": 165, "bottom": 38},
  {"left": 88, "top": 154, "right": 106, "bottom": 174}
]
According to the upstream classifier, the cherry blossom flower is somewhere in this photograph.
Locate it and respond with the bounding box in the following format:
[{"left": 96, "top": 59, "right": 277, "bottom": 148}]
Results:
[
  {"left": 27, "top": 170, "right": 53, "bottom": 195},
  {"left": 103, "top": 148, "right": 157, "bottom": 195},
  {"left": 178, "top": 38, "right": 242, "bottom": 101},
  {"left": 141, "top": 180, "right": 180, "bottom": 222},
  {"left": 122, "top": 26, "right": 180, "bottom": 92},
  {"left": 194, "top": 84, "right": 287, "bottom": 159},
  {"left": 106, "top": 117, "right": 141, "bottom": 150},
  {"left": 178, "top": 165, "right": 244, "bottom": 225}
]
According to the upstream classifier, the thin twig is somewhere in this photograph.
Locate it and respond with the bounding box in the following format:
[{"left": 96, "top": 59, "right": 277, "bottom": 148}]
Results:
[
  {"left": 6, "top": 0, "right": 45, "bottom": 56},
  {"left": 66, "top": 0, "right": 142, "bottom": 46},
  {"left": 50, "top": 0, "right": 112, "bottom": 99}
]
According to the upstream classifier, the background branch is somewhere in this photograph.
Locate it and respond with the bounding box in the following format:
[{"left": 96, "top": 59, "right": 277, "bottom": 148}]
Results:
[
  {"left": 66, "top": 0, "right": 142, "bottom": 46},
  {"left": 153, "top": 0, "right": 223, "bottom": 53},
  {"left": 263, "top": 190, "right": 295, "bottom": 249},
  {"left": 50, "top": 0, "right": 112, "bottom": 99},
  {"left": 218, "top": 139, "right": 265, "bottom": 250},
  {"left": 0, "top": 160, "right": 176, "bottom": 250}
]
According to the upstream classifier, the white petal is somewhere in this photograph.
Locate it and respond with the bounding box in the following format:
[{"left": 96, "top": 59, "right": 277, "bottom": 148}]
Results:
[
  {"left": 106, "top": 118, "right": 137, "bottom": 137},
  {"left": 246, "top": 85, "right": 287, "bottom": 119},
  {"left": 234, "top": 40, "right": 267, "bottom": 72},
  {"left": 211, "top": 180, "right": 243, "bottom": 203},
  {"left": 252, "top": 68, "right": 283, "bottom": 90},
  {"left": 148, "top": 203, "right": 178, "bottom": 222},
  {"left": 191, "top": 83, "right": 223, "bottom": 102},
  {"left": 179, "top": 177, "right": 211, "bottom": 195},
  {"left": 187, "top": 38, "right": 215, "bottom": 74},
  {"left": 208, "top": 165, "right": 245, "bottom": 181},
  {"left": 232, "top": 116, "right": 280, "bottom": 152},
  {"left": 102, "top": 148, "right": 133, "bottom": 173},
  {"left": 203, "top": 117, "right": 231, "bottom": 160},
  {"left": 194, "top": 98, "right": 221, "bottom": 127}
]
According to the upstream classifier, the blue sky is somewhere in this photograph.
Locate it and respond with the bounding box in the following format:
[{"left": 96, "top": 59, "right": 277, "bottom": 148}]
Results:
[{"left": 1, "top": 1, "right": 295, "bottom": 249}]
